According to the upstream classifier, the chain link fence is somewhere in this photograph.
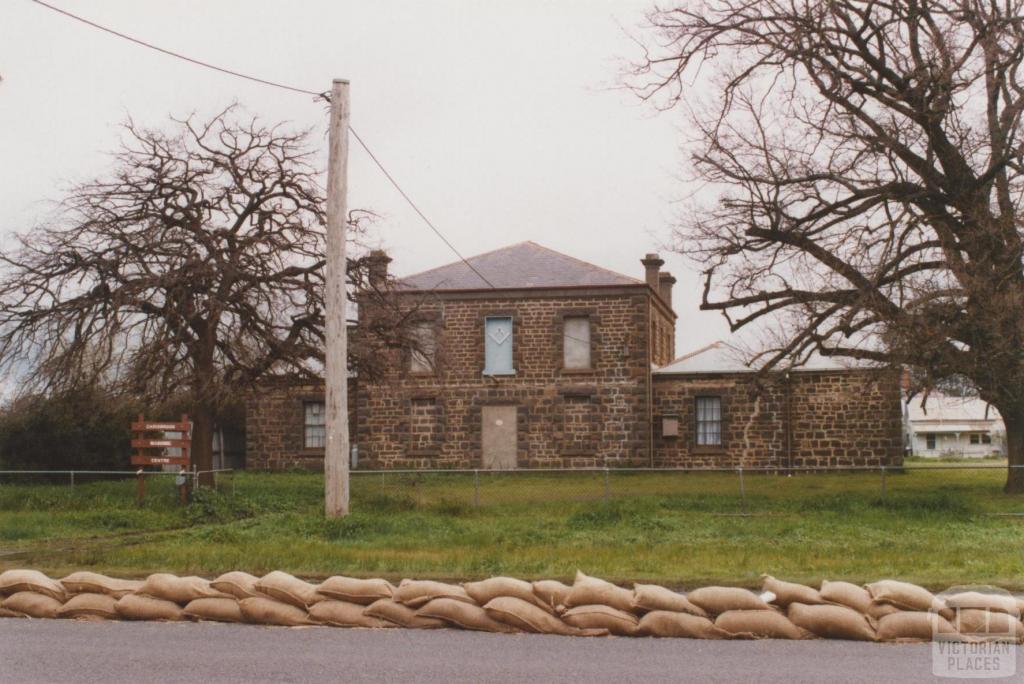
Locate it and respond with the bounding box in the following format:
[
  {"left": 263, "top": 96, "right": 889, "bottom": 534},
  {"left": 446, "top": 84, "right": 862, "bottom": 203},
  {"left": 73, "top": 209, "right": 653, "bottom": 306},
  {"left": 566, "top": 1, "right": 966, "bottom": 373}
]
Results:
[{"left": 0, "top": 464, "right": 1020, "bottom": 515}]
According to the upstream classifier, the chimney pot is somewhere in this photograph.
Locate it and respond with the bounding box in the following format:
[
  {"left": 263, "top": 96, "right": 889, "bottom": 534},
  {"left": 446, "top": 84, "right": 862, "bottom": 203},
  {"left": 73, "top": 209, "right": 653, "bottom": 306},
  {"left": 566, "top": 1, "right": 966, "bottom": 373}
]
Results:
[
  {"left": 367, "top": 249, "right": 392, "bottom": 289},
  {"left": 658, "top": 271, "right": 676, "bottom": 309},
  {"left": 641, "top": 253, "right": 664, "bottom": 291}
]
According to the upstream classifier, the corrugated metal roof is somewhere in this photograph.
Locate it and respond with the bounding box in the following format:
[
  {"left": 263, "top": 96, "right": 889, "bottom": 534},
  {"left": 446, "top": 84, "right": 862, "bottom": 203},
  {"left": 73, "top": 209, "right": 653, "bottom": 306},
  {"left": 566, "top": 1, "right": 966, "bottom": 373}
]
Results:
[
  {"left": 907, "top": 393, "right": 1002, "bottom": 425},
  {"left": 398, "top": 241, "right": 643, "bottom": 291},
  {"left": 653, "top": 340, "right": 854, "bottom": 375}
]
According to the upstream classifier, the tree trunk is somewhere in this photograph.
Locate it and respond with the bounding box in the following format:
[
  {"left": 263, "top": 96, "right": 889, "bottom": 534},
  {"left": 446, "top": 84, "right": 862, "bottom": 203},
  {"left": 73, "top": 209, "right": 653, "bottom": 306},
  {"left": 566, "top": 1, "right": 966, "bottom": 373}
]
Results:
[
  {"left": 191, "top": 403, "right": 215, "bottom": 487},
  {"left": 191, "top": 328, "right": 217, "bottom": 487},
  {"left": 1003, "top": 415, "right": 1024, "bottom": 494}
]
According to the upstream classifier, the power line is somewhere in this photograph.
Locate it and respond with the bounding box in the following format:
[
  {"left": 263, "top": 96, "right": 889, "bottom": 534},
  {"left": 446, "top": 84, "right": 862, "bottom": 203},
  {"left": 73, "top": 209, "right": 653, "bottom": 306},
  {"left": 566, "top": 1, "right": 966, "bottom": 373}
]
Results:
[
  {"left": 29, "top": 0, "right": 496, "bottom": 289},
  {"left": 347, "top": 128, "right": 496, "bottom": 288},
  {"left": 30, "top": 0, "right": 321, "bottom": 97}
]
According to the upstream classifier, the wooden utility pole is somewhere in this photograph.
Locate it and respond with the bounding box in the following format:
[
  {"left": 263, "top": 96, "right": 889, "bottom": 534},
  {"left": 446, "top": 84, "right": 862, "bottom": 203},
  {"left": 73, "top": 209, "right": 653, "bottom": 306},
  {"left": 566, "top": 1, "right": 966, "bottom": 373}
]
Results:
[{"left": 325, "top": 79, "right": 350, "bottom": 517}]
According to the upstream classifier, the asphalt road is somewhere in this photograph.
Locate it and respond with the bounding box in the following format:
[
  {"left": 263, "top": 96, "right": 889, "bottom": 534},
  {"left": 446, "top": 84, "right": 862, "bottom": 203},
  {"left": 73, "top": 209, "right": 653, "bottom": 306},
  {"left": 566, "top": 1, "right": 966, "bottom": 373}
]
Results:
[{"left": 0, "top": 620, "right": 985, "bottom": 683}]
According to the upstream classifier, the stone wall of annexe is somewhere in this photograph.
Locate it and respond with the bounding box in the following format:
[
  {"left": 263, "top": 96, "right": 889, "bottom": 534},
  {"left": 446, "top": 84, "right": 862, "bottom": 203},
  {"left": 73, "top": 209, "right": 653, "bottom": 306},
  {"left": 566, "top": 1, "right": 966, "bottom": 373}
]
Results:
[
  {"left": 651, "top": 369, "right": 904, "bottom": 469},
  {"left": 245, "top": 378, "right": 354, "bottom": 471}
]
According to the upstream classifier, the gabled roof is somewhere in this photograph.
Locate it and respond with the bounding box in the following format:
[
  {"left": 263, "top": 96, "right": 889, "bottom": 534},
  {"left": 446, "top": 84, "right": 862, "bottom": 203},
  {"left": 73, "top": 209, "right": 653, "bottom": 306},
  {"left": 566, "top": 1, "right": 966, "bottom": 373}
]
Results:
[
  {"left": 907, "top": 393, "right": 1003, "bottom": 427},
  {"left": 398, "top": 241, "right": 643, "bottom": 291},
  {"left": 654, "top": 340, "right": 853, "bottom": 375}
]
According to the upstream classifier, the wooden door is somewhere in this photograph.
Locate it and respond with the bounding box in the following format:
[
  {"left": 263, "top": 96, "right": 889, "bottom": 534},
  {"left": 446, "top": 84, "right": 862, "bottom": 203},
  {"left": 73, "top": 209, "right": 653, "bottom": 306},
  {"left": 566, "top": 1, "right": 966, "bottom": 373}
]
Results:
[{"left": 481, "top": 405, "right": 517, "bottom": 470}]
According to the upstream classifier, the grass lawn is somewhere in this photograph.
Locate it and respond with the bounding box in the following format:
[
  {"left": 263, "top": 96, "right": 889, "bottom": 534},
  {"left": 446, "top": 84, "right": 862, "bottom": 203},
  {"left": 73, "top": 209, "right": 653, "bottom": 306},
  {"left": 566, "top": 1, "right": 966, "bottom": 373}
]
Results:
[{"left": 1, "top": 467, "right": 1022, "bottom": 590}]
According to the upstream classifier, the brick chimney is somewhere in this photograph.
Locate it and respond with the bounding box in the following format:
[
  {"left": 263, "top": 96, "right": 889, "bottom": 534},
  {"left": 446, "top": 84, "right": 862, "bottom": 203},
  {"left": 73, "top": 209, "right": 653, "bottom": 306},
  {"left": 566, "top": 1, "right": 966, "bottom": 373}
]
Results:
[
  {"left": 641, "top": 253, "right": 664, "bottom": 291},
  {"left": 366, "top": 250, "right": 392, "bottom": 289},
  {"left": 658, "top": 271, "right": 676, "bottom": 309}
]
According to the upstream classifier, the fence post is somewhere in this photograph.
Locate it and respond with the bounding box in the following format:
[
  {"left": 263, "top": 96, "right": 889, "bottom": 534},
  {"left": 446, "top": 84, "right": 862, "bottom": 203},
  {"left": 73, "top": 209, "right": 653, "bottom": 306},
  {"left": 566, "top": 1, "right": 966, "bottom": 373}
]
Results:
[
  {"left": 473, "top": 469, "right": 480, "bottom": 508},
  {"left": 603, "top": 467, "right": 610, "bottom": 503},
  {"left": 70, "top": 471, "right": 75, "bottom": 488},
  {"left": 880, "top": 465, "right": 887, "bottom": 501},
  {"left": 738, "top": 466, "right": 747, "bottom": 515}
]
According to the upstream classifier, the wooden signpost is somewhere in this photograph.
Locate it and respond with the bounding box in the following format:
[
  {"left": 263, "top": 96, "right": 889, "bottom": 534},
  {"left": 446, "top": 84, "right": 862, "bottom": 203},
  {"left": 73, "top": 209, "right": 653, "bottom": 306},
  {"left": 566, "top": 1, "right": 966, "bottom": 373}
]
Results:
[{"left": 131, "top": 414, "right": 192, "bottom": 505}]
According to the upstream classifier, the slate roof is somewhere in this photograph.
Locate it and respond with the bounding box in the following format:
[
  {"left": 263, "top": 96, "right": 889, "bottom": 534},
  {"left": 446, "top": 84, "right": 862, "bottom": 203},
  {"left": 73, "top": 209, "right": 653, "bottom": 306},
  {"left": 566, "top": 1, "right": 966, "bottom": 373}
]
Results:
[
  {"left": 654, "top": 340, "right": 854, "bottom": 375},
  {"left": 398, "top": 242, "right": 643, "bottom": 291}
]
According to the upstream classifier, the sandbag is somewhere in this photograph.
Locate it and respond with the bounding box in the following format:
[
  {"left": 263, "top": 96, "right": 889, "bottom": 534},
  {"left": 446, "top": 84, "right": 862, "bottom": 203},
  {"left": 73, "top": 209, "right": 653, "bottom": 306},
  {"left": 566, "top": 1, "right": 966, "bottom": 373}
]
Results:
[
  {"left": 57, "top": 593, "right": 119, "bottom": 620},
  {"left": 416, "top": 598, "right": 518, "bottom": 633},
  {"left": 308, "top": 600, "right": 396, "bottom": 628},
  {"left": 238, "top": 597, "right": 311, "bottom": 626},
  {"left": 565, "top": 571, "right": 634, "bottom": 613},
  {"left": 874, "top": 611, "right": 957, "bottom": 643},
  {"left": 393, "top": 580, "right": 474, "bottom": 609},
  {"left": 0, "top": 607, "right": 24, "bottom": 618},
  {"left": 866, "top": 580, "right": 953, "bottom": 618},
  {"left": 210, "top": 571, "right": 262, "bottom": 600},
  {"left": 317, "top": 576, "right": 395, "bottom": 606},
  {"left": 532, "top": 580, "right": 572, "bottom": 612},
  {"left": 0, "top": 570, "right": 66, "bottom": 601},
  {"left": 687, "top": 586, "right": 770, "bottom": 615},
  {"left": 955, "top": 609, "right": 1024, "bottom": 643},
  {"left": 115, "top": 594, "right": 184, "bottom": 621},
  {"left": 637, "top": 610, "right": 724, "bottom": 639},
  {"left": 788, "top": 602, "right": 876, "bottom": 641},
  {"left": 866, "top": 601, "right": 901, "bottom": 620},
  {"left": 138, "top": 574, "right": 228, "bottom": 605},
  {"left": 363, "top": 599, "right": 447, "bottom": 629},
  {"left": 255, "top": 571, "right": 323, "bottom": 609},
  {"left": 761, "top": 575, "right": 823, "bottom": 607},
  {"left": 464, "top": 577, "right": 552, "bottom": 613},
  {"left": 631, "top": 584, "right": 707, "bottom": 617},
  {"left": 715, "top": 609, "right": 815, "bottom": 640},
  {"left": 819, "top": 580, "right": 872, "bottom": 613},
  {"left": 60, "top": 572, "right": 141, "bottom": 599},
  {"left": 484, "top": 596, "right": 607, "bottom": 636},
  {"left": 1, "top": 591, "right": 62, "bottom": 619},
  {"left": 944, "top": 592, "right": 1021, "bottom": 617},
  {"left": 184, "top": 598, "right": 244, "bottom": 623},
  {"left": 562, "top": 604, "right": 639, "bottom": 636}
]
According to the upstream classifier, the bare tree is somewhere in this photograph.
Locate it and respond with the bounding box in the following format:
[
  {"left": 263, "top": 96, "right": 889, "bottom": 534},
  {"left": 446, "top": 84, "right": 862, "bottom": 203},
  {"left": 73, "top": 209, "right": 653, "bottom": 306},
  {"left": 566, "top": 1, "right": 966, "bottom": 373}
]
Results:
[
  {"left": 629, "top": 0, "right": 1024, "bottom": 491},
  {"left": 0, "top": 106, "right": 416, "bottom": 482}
]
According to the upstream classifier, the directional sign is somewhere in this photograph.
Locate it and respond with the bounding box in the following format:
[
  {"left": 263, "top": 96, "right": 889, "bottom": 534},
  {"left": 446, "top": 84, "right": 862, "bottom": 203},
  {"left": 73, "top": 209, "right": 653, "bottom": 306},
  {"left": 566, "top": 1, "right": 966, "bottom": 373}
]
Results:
[
  {"left": 131, "top": 454, "right": 189, "bottom": 466},
  {"left": 131, "top": 438, "right": 191, "bottom": 449}
]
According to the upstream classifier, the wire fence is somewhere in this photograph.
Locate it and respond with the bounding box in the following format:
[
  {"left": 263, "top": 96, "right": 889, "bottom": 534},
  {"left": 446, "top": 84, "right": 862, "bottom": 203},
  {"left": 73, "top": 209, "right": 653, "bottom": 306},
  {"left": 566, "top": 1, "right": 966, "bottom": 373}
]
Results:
[{"left": 0, "top": 464, "right": 1020, "bottom": 515}]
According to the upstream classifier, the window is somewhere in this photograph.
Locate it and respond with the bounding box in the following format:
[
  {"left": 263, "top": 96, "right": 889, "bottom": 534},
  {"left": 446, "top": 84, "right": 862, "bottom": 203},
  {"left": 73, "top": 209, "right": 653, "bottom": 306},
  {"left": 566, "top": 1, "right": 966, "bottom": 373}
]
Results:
[
  {"left": 484, "top": 316, "right": 514, "bottom": 375},
  {"left": 563, "top": 316, "right": 591, "bottom": 369},
  {"left": 970, "top": 433, "right": 981, "bottom": 445},
  {"left": 982, "top": 434, "right": 992, "bottom": 445},
  {"left": 304, "top": 401, "right": 326, "bottom": 449},
  {"left": 926, "top": 433, "right": 936, "bottom": 450},
  {"left": 409, "top": 322, "right": 436, "bottom": 374},
  {"left": 695, "top": 396, "right": 722, "bottom": 446}
]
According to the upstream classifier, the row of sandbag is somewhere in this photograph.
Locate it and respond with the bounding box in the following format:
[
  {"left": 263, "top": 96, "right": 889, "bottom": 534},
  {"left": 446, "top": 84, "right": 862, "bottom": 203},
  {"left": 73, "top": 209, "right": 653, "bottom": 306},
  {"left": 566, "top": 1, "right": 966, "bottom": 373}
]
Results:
[
  {"left": 759, "top": 575, "right": 1024, "bottom": 643},
  {"left": 0, "top": 568, "right": 1021, "bottom": 642}
]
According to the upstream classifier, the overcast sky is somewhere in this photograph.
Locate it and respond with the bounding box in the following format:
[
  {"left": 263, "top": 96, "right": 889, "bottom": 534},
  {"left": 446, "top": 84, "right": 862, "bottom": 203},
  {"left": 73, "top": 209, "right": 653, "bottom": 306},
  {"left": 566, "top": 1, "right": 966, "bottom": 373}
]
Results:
[{"left": 1, "top": 0, "right": 732, "bottom": 357}]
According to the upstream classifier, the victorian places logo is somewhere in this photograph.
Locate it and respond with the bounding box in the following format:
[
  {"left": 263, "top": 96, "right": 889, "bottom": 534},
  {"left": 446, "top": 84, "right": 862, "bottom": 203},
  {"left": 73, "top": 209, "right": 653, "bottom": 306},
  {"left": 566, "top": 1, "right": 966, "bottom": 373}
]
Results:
[{"left": 932, "top": 586, "right": 1020, "bottom": 679}]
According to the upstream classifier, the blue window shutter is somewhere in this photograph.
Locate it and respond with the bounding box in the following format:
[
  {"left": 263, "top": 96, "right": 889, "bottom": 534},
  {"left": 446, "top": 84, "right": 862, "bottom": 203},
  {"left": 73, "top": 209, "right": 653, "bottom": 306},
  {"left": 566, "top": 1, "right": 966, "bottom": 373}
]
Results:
[{"left": 484, "top": 317, "right": 514, "bottom": 374}]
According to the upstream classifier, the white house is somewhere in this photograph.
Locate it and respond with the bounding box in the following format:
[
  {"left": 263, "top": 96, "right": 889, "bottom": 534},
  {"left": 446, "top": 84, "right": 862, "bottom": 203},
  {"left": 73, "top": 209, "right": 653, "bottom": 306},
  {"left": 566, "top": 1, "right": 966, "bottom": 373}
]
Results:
[{"left": 905, "top": 394, "right": 1005, "bottom": 458}]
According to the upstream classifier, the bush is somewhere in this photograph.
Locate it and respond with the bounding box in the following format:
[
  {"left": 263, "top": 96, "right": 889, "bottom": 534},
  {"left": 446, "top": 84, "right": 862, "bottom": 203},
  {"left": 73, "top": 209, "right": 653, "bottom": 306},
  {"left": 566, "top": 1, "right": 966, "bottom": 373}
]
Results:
[{"left": 0, "top": 387, "right": 141, "bottom": 471}]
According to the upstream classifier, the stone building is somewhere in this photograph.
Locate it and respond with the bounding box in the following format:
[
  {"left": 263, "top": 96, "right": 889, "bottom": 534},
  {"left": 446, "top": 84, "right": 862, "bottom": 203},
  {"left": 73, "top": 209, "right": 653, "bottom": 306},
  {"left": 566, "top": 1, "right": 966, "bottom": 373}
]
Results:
[{"left": 245, "top": 242, "right": 903, "bottom": 470}]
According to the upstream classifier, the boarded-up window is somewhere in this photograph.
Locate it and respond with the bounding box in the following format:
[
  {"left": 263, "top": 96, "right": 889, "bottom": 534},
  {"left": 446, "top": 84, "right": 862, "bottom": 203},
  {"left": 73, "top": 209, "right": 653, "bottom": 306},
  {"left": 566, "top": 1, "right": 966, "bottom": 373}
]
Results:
[
  {"left": 410, "top": 322, "right": 436, "bottom": 373},
  {"left": 563, "top": 316, "right": 591, "bottom": 369},
  {"left": 695, "top": 396, "right": 722, "bottom": 446},
  {"left": 304, "top": 401, "right": 326, "bottom": 449},
  {"left": 484, "top": 316, "right": 514, "bottom": 375}
]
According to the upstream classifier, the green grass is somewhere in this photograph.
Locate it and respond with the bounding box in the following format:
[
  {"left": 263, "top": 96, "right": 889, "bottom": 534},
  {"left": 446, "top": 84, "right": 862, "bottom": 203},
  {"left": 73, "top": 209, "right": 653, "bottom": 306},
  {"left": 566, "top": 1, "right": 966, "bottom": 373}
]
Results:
[{"left": 1, "top": 468, "right": 1022, "bottom": 590}]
